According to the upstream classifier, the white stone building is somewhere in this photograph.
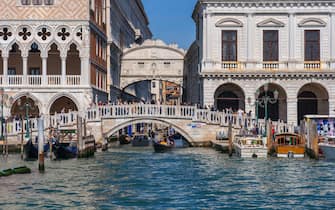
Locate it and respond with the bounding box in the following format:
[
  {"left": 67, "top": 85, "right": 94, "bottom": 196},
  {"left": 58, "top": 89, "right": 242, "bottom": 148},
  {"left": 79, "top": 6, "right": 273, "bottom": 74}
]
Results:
[
  {"left": 108, "top": 0, "right": 152, "bottom": 102},
  {"left": 186, "top": 0, "right": 335, "bottom": 125},
  {"left": 121, "top": 39, "right": 185, "bottom": 104}
]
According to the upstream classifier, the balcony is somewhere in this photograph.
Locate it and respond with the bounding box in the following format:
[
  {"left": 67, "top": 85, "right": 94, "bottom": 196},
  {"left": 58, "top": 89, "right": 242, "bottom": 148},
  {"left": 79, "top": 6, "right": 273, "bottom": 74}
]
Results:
[
  {"left": 0, "top": 75, "right": 81, "bottom": 87},
  {"left": 304, "top": 61, "right": 321, "bottom": 70},
  {"left": 262, "top": 62, "right": 279, "bottom": 70},
  {"left": 221, "top": 61, "right": 240, "bottom": 70}
]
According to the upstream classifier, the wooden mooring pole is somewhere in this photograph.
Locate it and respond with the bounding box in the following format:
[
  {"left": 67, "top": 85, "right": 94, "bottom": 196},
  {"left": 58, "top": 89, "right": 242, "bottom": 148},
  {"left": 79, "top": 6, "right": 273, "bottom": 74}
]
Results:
[
  {"left": 228, "top": 122, "right": 233, "bottom": 157},
  {"left": 38, "top": 118, "right": 45, "bottom": 172}
]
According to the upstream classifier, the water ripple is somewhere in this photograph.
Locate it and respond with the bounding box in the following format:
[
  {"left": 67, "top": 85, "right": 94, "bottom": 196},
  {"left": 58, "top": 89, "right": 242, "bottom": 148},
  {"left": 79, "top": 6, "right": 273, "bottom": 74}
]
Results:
[{"left": 1, "top": 148, "right": 335, "bottom": 209}]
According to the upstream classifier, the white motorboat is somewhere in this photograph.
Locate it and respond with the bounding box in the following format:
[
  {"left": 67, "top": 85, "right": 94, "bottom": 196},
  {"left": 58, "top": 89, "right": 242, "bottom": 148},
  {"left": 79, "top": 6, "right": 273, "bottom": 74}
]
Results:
[
  {"left": 319, "top": 136, "right": 335, "bottom": 160},
  {"left": 233, "top": 136, "right": 267, "bottom": 158}
]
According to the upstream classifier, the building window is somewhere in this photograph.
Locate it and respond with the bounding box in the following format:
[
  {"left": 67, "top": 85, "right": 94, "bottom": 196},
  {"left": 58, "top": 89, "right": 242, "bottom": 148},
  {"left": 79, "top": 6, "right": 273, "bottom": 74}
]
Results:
[
  {"left": 29, "top": 68, "right": 40, "bottom": 75},
  {"left": 138, "top": 62, "right": 144, "bottom": 68},
  {"left": 222, "top": 31, "right": 237, "bottom": 61},
  {"left": 152, "top": 82, "right": 156, "bottom": 88},
  {"left": 305, "top": 30, "right": 320, "bottom": 61},
  {"left": 21, "top": 0, "right": 31, "bottom": 5},
  {"left": 164, "top": 62, "right": 171, "bottom": 68},
  {"left": 32, "top": 0, "right": 42, "bottom": 5},
  {"left": 263, "top": 30, "right": 279, "bottom": 61},
  {"left": 8, "top": 68, "right": 16, "bottom": 75},
  {"left": 44, "top": 0, "right": 54, "bottom": 5}
]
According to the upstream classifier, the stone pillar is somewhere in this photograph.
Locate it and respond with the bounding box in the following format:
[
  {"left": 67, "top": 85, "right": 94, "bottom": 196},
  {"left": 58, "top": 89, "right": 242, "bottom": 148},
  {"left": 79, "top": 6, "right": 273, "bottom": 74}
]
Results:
[
  {"left": 80, "top": 56, "right": 90, "bottom": 86},
  {"left": 22, "top": 56, "right": 28, "bottom": 85},
  {"left": 287, "top": 97, "right": 298, "bottom": 125},
  {"left": 42, "top": 56, "right": 47, "bottom": 85},
  {"left": 246, "top": 13, "right": 254, "bottom": 69},
  {"left": 61, "top": 56, "right": 67, "bottom": 85},
  {"left": 2, "top": 56, "right": 8, "bottom": 85},
  {"left": 330, "top": 13, "right": 335, "bottom": 69},
  {"left": 288, "top": 13, "right": 296, "bottom": 70}
]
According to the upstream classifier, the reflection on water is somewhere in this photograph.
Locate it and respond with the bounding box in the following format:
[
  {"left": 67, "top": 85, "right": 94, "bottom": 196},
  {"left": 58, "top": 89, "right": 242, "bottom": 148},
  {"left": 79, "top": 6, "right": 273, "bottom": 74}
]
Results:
[{"left": 1, "top": 147, "right": 335, "bottom": 209}]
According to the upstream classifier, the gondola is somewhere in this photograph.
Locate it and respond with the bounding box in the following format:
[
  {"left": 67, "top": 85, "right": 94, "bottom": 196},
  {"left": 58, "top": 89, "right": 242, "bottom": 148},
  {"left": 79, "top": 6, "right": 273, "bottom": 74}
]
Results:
[
  {"left": 23, "top": 139, "right": 50, "bottom": 161},
  {"left": 153, "top": 141, "right": 174, "bottom": 152},
  {"left": 52, "top": 142, "right": 78, "bottom": 160},
  {"left": 119, "top": 135, "right": 132, "bottom": 145}
]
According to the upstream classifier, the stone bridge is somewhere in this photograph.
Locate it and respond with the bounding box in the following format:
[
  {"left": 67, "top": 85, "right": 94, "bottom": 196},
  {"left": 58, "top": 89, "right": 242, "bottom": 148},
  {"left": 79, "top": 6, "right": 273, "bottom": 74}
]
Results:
[{"left": 3, "top": 104, "right": 294, "bottom": 147}]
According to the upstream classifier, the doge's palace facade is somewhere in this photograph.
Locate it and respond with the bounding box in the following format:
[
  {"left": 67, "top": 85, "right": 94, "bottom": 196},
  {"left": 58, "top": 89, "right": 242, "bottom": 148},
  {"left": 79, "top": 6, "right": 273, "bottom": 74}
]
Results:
[
  {"left": 0, "top": 0, "right": 107, "bottom": 117},
  {"left": 187, "top": 0, "right": 335, "bottom": 125}
]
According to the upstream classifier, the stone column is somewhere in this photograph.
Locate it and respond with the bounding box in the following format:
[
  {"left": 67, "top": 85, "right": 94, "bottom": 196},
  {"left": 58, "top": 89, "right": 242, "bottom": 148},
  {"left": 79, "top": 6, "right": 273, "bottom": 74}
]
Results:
[
  {"left": 42, "top": 56, "right": 47, "bottom": 85},
  {"left": 2, "top": 56, "right": 8, "bottom": 85},
  {"left": 61, "top": 56, "right": 67, "bottom": 85},
  {"left": 287, "top": 97, "right": 298, "bottom": 125},
  {"left": 22, "top": 56, "right": 28, "bottom": 85},
  {"left": 330, "top": 13, "right": 335, "bottom": 69},
  {"left": 288, "top": 13, "right": 296, "bottom": 70},
  {"left": 80, "top": 56, "right": 90, "bottom": 86}
]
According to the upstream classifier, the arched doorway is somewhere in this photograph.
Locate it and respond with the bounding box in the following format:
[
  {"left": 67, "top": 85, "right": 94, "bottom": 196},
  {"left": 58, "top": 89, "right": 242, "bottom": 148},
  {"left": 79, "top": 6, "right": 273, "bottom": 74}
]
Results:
[
  {"left": 49, "top": 96, "right": 78, "bottom": 114},
  {"left": 256, "top": 83, "right": 287, "bottom": 122},
  {"left": 297, "top": 83, "right": 329, "bottom": 123},
  {"left": 66, "top": 44, "right": 80, "bottom": 75},
  {"left": 11, "top": 96, "right": 40, "bottom": 118},
  {"left": 214, "top": 83, "right": 245, "bottom": 111}
]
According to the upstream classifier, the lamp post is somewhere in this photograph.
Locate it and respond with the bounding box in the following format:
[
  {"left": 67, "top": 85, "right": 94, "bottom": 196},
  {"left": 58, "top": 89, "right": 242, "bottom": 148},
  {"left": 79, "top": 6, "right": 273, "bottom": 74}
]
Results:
[{"left": 248, "top": 84, "right": 279, "bottom": 136}]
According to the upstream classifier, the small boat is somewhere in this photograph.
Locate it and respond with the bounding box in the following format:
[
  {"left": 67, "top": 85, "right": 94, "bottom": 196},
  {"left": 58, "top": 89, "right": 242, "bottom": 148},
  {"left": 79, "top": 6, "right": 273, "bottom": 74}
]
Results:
[
  {"left": 52, "top": 142, "right": 78, "bottom": 160},
  {"left": 132, "top": 134, "right": 150, "bottom": 147},
  {"left": 273, "top": 133, "right": 305, "bottom": 158},
  {"left": 119, "top": 135, "right": 132, "bottom": 145},
  {"left": 153, "top": 141, "right": 174, "bottom": 152},
  {"left": 233, "top": 136, "right": 267, "bottom": 158},
  {"left": 318, "top": 136, "right": 335, "bottom": 160}
]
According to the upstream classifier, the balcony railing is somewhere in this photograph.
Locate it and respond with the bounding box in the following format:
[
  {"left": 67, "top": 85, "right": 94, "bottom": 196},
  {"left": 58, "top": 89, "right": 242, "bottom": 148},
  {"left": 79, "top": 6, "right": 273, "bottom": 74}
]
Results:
[
  {"left": 28, "top": 75, "right": 42, "bottom": 86},
  {"left": 0, "top": 75, "right": 82, "bottom": 87},
  {"left": 67, "top": 75, "right": 81, "bottom": 86},
  {"left": 47, "top": 75, "right": 62, "bottom": 85},
  {"left": 222, "top": 61, "right": 240, "bottom": 70},
  {"left": 304, "top": 61, "right": 321, "bottom": 70},
  {"left": 262, "top": 62, "right": 279, "bottom": 70}
]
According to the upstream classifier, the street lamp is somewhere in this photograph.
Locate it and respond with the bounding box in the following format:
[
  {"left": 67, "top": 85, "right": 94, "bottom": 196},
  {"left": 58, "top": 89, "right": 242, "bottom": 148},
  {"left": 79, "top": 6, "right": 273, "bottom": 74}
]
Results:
[
  {"left": 248, "top": 84, "right": 279, "bottom": 136},
  {"left": 18, "top": 97, "right": 36, "bottom": 140}
]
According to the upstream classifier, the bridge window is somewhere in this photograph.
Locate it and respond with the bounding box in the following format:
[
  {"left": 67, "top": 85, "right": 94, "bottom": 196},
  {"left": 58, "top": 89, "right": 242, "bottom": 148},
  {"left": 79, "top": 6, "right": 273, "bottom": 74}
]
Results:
[{"left": 138, "top": 62, "right": 144, "bottom": 68}]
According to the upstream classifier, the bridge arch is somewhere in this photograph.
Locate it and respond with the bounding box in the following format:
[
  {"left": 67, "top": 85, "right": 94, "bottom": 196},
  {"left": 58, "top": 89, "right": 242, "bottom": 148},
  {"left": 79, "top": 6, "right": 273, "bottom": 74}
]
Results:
[{"left": 103, "top": 117, "right": 195, "bottom": 144}]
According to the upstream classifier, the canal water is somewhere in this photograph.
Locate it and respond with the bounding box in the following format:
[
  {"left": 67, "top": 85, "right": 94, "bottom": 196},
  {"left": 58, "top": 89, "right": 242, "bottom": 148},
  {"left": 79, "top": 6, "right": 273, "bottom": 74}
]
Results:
[{"left": 1, "top": 147, "right": 335, "bottom": 209}]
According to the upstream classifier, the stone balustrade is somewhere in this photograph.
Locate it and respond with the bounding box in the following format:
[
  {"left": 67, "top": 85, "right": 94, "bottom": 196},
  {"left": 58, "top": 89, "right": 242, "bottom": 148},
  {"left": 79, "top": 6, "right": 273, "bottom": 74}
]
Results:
[
  {"left": 0, "top": 75, "right": 82, "bottom": 86},
  {"left": 3, "top": 104, "right": 294, "bottom": 138}
]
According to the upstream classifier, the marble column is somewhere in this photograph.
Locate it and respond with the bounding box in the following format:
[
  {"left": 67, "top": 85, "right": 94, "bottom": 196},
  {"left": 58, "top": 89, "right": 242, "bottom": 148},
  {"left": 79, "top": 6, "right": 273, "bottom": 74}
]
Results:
[
  {"left": 61, "top": 56, "right": 66, "bottom": 85},
  {"left": 2, "top": 56, "right": 8, "bottom": 85}
]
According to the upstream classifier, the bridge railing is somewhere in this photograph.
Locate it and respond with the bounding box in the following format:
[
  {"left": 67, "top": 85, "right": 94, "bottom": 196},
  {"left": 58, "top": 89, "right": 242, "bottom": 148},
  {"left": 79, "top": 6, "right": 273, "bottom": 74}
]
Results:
[{"left": 3, "top": 104, "right": 295, "bottom": 138}]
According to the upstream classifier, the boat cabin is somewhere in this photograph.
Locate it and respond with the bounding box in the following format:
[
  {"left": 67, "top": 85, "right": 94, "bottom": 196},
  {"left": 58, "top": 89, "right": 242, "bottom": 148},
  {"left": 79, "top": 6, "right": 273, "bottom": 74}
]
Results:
[{"left": 274, "top": 133, "right": 304, "bottom": 146}]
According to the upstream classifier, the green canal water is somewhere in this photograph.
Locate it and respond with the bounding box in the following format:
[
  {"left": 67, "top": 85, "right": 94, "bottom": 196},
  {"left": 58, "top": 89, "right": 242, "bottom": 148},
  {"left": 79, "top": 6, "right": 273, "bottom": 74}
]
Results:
[{"left": 0, "top": 146, "right": 335, "bottom": 209}]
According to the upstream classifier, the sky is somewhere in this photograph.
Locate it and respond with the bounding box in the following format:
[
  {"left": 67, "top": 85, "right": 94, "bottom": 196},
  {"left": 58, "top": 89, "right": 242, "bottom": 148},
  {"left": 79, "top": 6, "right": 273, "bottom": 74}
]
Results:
[{"left": 142, "top": 0, "right": 197, "bottom": 50}]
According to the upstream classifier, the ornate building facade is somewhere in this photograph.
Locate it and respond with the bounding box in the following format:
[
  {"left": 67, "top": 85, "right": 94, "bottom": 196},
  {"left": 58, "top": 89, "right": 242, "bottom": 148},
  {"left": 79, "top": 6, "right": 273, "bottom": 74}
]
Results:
[
  {"left": 0, "top": 0, "right": 151, "bottom": 117},
  {"left": 121, "top": 39, "right": 184, "bottom": 104},
  {"left": 186, "top": 0, "right": 335, "bottom": 125}
]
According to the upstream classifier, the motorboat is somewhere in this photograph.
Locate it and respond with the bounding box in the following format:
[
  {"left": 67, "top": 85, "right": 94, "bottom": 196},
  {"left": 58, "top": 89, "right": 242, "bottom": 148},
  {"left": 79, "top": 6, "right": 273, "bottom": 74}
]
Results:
[
  {"left": 273, "top": 133, "right": 305, "bottom": 158},
  {"left": 233, "top": 136, "right": 267, "bottom": 158},
  {"left": 153, "top": 141, "right": 174, "bottom": 152},
  {"left": 132, "top": 134, "right": 150, "bottom": 147},
  {"left": 318, "top": 136, "right": 335, "bottom": 160}
]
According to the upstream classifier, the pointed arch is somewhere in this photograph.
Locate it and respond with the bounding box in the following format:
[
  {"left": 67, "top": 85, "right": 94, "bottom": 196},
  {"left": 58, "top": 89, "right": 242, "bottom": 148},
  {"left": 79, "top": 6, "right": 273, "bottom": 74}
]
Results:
[
  {"left": 66, "top": 43, "right": 81, "bottom": 75},
  {"left": 47, "top": 93, "right": 81, "bottom": 114}
]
